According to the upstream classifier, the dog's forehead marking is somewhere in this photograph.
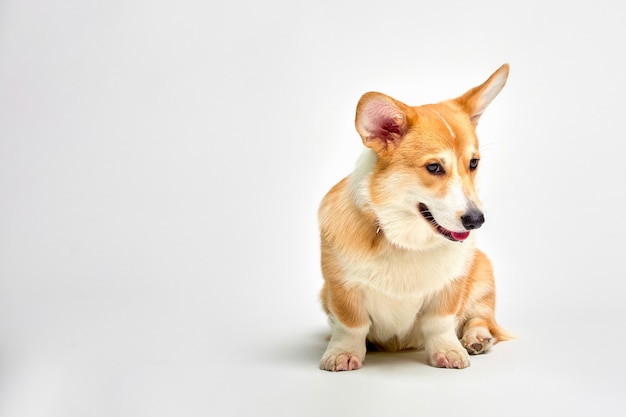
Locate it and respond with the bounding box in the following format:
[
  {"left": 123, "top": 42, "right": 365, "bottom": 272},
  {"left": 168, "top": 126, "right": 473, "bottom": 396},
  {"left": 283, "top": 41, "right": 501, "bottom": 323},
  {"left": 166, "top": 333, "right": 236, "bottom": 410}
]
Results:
[{"left": 433, "top": 110, "right": 456, "bottom": 140}]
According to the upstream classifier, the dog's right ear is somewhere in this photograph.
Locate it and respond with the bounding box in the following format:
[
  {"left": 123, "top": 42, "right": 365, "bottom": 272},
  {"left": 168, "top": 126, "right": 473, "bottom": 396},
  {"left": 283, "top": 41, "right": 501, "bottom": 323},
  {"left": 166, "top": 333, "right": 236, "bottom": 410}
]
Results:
[{"left": 355, "top": 92, "right": 412, "bottom": 155}]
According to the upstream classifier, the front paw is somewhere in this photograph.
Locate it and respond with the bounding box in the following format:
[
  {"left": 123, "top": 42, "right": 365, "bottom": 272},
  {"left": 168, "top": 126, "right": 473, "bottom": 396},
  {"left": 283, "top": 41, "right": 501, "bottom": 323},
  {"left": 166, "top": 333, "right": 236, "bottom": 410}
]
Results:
[
  {"left": 428, "top": 347, "right": 470, "bottom": 369},
  {"left": 320, "top": 351, "right": 363, "bottom": 372}
]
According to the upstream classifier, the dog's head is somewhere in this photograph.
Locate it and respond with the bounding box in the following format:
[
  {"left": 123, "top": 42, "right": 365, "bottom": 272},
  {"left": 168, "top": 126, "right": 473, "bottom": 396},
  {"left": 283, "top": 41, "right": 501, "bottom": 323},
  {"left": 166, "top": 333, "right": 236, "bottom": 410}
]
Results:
[{"left": 351, "top": 64, "right": 509, "bottom": 250}]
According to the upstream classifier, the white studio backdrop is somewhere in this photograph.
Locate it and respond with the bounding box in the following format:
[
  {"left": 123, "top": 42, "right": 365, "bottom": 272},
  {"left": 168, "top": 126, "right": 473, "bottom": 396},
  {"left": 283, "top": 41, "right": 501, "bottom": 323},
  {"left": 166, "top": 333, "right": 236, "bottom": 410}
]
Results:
[{"left": 1, "top": 1, "right": 625, "bottom": 416}]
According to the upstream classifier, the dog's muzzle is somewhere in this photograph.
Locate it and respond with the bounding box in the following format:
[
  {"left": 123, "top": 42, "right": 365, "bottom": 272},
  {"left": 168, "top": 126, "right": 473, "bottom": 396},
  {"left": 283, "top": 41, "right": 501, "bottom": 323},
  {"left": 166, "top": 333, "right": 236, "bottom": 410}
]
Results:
[{"left": 419, "top": 203, "right": 484, "bottom": 242}]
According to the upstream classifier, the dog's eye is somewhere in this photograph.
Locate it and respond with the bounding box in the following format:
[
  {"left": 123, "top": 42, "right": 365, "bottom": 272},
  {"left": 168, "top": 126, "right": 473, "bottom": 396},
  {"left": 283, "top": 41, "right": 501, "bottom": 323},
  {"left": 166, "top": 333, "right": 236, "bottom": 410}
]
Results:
[
  {"left": 469, "top": 158, "right": 479, "bottom": 171},
  {"left": 426, "top": 163, "right": 445, "bottom": 175}
]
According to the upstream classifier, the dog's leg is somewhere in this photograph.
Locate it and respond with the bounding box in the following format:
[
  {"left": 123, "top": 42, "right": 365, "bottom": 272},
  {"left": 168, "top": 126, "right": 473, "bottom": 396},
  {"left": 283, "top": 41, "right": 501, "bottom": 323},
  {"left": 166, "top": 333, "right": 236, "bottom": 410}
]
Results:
[
  {"left": 422, "top": 314, "right": 470, "bottom": 369},
  {"left": 319, "top": 278, "right": 369, "bottom": 371},
  {"left": 459, "top": 251, "right": 512, "bottom": 355},
  {"left": 320, "top": 319, "right": 369, "bottom": 371},
  {"left": 460, "top": 297, "right": 512, "bottom": 355}
]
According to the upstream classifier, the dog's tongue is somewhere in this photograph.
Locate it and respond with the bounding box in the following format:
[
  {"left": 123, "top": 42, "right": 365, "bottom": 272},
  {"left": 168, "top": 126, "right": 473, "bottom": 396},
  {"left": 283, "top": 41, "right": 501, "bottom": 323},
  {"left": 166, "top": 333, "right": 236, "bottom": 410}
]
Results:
[{"left": 451, "top": 231, "right": 470, "bottom": 241}]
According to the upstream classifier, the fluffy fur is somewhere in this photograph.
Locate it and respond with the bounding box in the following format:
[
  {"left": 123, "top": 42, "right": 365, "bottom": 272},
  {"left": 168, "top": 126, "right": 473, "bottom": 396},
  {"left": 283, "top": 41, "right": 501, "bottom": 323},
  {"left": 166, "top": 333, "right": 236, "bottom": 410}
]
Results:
[{"left": 318, "top": 64, "right": 511, "bottom": 371}]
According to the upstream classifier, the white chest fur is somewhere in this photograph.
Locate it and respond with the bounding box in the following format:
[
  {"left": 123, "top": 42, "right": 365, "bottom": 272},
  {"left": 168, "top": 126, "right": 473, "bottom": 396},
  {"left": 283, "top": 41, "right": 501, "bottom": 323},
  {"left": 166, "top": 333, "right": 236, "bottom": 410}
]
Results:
[{"left": 343, "top": 238, "right": 475, "bottom": 341}]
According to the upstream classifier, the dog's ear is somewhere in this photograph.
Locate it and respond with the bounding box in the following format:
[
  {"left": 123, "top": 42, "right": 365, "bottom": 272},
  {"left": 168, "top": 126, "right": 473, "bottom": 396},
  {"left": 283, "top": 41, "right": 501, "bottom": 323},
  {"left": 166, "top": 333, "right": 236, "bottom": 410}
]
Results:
[
  {"left": 456, "top": 63, "right": 509, "bottom": 125},
  {"left": 355, "top": 92, "right": 413, "bottom": 155}
]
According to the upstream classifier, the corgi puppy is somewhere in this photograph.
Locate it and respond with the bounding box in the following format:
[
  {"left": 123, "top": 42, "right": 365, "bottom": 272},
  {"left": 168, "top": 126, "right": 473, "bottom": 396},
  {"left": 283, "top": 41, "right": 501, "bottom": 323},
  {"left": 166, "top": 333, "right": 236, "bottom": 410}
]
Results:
[{"left": 318, "top": 64, "right": 511, "bottom": 371}]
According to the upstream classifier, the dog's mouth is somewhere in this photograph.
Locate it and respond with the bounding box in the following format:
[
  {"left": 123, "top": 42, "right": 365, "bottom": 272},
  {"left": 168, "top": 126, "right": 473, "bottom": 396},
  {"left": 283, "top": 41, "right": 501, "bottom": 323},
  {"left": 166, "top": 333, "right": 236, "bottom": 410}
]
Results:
[{"left": 418, "top": 203, "right": 470, "bottom": 242}]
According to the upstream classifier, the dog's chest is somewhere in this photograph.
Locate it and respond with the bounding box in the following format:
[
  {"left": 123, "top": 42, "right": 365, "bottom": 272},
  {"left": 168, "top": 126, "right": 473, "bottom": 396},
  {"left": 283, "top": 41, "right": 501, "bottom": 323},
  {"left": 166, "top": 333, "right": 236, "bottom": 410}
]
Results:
[
  {"left": 346, "top": 240, "right": 473, "bottom": 298},
  {"left": 345, "top": 241, "right": 474, "bottom": 338}
]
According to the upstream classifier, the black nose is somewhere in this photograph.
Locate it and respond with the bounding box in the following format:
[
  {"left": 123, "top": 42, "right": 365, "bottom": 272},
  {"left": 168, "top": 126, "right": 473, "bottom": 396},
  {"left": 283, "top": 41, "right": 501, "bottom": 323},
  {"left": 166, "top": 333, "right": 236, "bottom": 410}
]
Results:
[{"left": 461, "top": 209, "right": 485, "bottom": 230}]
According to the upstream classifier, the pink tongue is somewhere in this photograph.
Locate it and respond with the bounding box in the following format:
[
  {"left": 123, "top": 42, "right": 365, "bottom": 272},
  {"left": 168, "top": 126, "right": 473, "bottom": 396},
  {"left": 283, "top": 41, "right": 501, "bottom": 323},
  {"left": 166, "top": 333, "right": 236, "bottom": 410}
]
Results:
[{"left": 451, "top": 231, "right": 470, "bottom": 241}]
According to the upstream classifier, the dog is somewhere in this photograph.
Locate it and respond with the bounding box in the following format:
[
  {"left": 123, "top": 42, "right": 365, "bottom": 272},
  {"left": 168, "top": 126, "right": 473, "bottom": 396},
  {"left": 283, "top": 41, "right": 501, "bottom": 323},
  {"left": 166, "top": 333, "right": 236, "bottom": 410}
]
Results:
[{"left": 318, "top": 64, "right": 511, "bottom": 371}]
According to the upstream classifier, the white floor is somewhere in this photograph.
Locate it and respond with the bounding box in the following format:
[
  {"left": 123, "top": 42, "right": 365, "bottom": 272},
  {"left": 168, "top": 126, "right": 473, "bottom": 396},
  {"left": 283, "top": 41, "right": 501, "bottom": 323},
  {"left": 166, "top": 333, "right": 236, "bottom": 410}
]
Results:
[{"left": 2, "top": 1, "right": 626, "bottom": 416}]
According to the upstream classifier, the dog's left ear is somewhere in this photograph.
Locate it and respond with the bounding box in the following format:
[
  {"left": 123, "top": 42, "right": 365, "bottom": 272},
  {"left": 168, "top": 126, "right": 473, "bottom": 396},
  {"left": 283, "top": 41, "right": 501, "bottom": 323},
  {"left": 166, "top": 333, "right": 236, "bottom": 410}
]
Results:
[{"left": 457, "top": 63, "right": 509, "bottom": 125}]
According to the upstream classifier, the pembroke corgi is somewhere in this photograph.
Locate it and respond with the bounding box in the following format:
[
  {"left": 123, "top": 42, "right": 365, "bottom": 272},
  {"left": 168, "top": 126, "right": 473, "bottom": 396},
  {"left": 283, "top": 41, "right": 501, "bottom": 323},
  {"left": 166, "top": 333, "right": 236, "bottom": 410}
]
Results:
[{"left": 318, "top": 64, "right": 511, "bottom": 371}]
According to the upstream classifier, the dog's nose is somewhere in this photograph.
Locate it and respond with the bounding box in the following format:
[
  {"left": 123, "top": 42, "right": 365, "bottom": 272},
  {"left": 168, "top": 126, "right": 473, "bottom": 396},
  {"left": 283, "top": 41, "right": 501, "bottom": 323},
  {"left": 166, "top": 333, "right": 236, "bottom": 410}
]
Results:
[{"left": 461, "top": 209, "right": 485, "bottom": 230}]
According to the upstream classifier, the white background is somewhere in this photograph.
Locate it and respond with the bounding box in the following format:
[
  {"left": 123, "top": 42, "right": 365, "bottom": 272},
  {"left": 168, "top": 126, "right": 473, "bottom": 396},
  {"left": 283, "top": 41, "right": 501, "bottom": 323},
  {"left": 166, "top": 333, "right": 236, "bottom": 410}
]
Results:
[{"left": 1, "top": 1, "right": 625, "bottom": 416}]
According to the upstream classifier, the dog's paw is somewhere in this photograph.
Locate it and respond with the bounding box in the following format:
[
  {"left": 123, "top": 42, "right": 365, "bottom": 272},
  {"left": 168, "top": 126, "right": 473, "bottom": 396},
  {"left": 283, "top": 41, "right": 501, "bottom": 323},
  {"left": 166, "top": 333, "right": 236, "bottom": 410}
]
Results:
[
  {"left": 320, "top": 351, "right": 363, "bottom": 372},
  {"left": 428, "top": 347, "right": 470, "bottom": 369},
  {"left": 461, "top": 326, "right": 495, "bottom": 355}
]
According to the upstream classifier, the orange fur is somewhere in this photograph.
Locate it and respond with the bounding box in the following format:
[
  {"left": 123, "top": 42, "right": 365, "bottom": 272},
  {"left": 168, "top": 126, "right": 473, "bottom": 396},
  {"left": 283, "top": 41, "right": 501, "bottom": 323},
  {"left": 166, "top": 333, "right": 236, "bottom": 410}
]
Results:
[{"left": 318, "top": 64, "right": 511, "bottom": 371}]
